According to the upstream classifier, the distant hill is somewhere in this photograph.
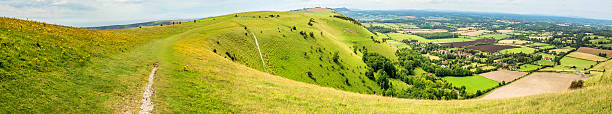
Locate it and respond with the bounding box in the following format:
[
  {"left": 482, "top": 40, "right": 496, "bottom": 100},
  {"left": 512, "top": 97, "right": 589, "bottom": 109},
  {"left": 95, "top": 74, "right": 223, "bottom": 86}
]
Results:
[
  {"left": 86, "top": 20, "right": 188, "bottom": 30},
  {"left": 334, "top": 8, "right": 612, "bottom": 26}
]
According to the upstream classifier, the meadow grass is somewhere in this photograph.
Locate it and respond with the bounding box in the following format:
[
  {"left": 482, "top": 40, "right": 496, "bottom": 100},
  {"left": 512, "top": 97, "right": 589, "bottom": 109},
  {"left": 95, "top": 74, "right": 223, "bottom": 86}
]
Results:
[
  {"left": 517, "top": 64, "right": 543, "bottom": 72},
  {"left": 442, "top": 75, "right": 499, "bottom": 94},
  {"left": 499, "top": 47, "right": 537, "bottom": 54},
  {"left": 560, "top": 56, "right": 597, "bottom": 70},
  {"left": 478, "top": 34, "right": 511, "bottom": 40}
]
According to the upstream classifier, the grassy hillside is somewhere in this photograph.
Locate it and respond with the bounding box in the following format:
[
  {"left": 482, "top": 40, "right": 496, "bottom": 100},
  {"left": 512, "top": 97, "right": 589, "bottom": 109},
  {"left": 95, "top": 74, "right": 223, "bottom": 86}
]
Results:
[
  {"left": 188, "top": 11, "right": 395, "bottom": 94},
  {"left": 0, "top": 9, "right": 611, "bottom": 113}
]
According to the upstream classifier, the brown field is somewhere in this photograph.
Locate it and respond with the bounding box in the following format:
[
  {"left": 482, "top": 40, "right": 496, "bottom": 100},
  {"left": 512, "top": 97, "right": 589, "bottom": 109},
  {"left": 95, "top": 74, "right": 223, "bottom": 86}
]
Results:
[
  {"left": 479, "top": 69, "right": 528, "bottom": 82},
  {"left": 440, "top": 39, "right": 495, "bottom": 47},
  {"left": 566, "top": 52, "right": 607, "bottom": 61},
  {"left": 498, "top": 40, "right": 532, "bottom": 44},
  {"left": 455, "top": 30, "right": 492, "bottom": 36},
  {"left": 468, "top": 45, "right": 517, "bottom": 52},
  {"left": 481, "top": 72, "right": 586, "bottom": 99},
  {"left": 305, "top": 8, "right": 333, "bottom": 12},
  {"left": 577, "top": 47, "right": 612, "bottom": 58}
]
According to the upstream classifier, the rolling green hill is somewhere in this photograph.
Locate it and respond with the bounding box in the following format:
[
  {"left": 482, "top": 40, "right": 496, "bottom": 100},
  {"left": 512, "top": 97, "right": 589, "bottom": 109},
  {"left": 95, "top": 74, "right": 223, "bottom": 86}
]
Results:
[{"left": 0, "top": 9, "right": 610, "bottom": 113}]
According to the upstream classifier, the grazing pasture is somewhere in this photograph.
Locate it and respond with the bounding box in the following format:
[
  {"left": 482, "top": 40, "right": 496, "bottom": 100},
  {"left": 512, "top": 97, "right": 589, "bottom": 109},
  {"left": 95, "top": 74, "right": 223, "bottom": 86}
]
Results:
[
  {"left": 534, "top": 60, "right": 555, "bottom": 66},
  {"left": 560, "top": 56, "right": 597, "bottom": 70},
  {"left": 517, "top": 64, "right": 543, "bottom": 72},
  {"left": 468, "top": 45, "right": 517, "bottom": 52},
  {"left": 499, "top": 47, "right": 537, "bottom": 54},
  {"left": 577, "top": 47, "right": 612, "bottom": 58},
  {"left": 442, "top": 75, "right": 499, "bottom": 94},
  {"left": 478, "top": 34, "right": 511, "bottom": 39},
  {"left": 481, "top": 72, "right": 586, "bottom": 99},
  {"left": 566, "top": 52, "right": 607, "bottom": 62},
  {"left": 479, "top": 70, "right": 528, "bottom": 82}
]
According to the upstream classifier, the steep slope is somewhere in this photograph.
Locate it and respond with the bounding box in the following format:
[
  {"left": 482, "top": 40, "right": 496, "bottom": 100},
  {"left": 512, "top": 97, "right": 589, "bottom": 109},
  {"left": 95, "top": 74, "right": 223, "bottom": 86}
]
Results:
[
  {"left": 187, "top": 11, "right": 395, "bottom": 94},
  {"left": 0, "top": 10, "right": 610, "bottom": 113}
]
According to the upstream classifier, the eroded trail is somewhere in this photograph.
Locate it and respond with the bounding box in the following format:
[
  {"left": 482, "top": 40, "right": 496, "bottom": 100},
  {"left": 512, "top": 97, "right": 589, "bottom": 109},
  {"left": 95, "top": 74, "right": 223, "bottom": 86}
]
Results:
[
  {"left": 139, "top": 62, "right": 159, "bottom": 114},
  {"left": 251, "top": 32, "right": 268, "bottom": 73}
]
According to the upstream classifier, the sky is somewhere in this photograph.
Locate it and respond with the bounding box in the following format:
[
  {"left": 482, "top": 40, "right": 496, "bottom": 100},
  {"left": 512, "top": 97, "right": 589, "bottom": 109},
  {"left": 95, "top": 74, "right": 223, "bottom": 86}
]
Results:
[{"left": 1, "top": 0, "right": 611, "bottom": 27}]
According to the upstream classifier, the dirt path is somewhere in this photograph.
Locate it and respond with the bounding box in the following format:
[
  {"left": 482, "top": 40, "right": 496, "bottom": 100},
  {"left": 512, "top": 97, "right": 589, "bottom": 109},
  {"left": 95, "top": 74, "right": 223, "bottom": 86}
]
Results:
[
  {"left": 251, "top": 32, "right": 267, "bottom": 73},
  {"left": 138, "top": 62, "right": 159, "bottom": 114}
]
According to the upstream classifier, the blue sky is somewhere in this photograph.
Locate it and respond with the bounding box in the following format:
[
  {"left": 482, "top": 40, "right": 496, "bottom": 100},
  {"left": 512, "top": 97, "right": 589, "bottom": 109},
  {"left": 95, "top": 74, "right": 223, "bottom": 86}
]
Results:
[{"left": 1, "top": 0, "right": 611, "bottom": 27}]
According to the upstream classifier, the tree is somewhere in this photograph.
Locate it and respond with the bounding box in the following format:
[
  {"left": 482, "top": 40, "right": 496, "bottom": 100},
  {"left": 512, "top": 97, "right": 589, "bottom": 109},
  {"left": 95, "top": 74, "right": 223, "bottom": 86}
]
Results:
[
  {"left": 375, "top": 70, "right": 390, "bottom": 90},
  {"left": 332, "top": 52, "right": 340, "bottom": 64}
]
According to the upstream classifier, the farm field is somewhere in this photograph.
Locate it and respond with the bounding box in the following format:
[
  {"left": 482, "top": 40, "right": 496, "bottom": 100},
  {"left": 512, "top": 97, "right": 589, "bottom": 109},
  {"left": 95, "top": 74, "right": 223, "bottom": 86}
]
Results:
[
  {"left": 560, "top": 56, "right": 598, "bottom": 70},
  {"left": 539, "top": 66, "right": 578, "bottom": 72},
  {"left": 498, "top": 39, "right": 532, "bottom": 44},
  {"left": 499, "top": 47, "right": 537, "bottom": 54},
  {"left": 441, "top": 75, "right": 499, "bottom": 94},
  {"left": 577, "top": 47, "right": 612, "bottom": 58},
  {"left": 549, "top": 47, "right": 575, "bottom": 54},
  {"left": 428, "top": 37, "right": 476, "bottom": 43},
  {"left": 439, "top": 39, "right": 495, "bottom": 47},
  {"left": 478, "top": 34, "right": 511, "bottom": 39},
  {"left": 386, "top": 33, "right": 427, "bottom": 42},
  {"left": 481, "top": 72, "right": 587, "bottom": 99},
  {"left": 517, "top": 64, "right": 543, "bottom": 72},
  {"left": 534, "top": 60, "right": 555, "bottom": 66},
  {"left": 479, "top": 70, "right": 528, "bottom": 82},
  {"left": 536, "top": 45, "right": 556, "bottom": 50},
  {"left": 566, "top": 52, "right": 607, "bottom": 62},
  {"left": 467, "top": 45, "right": 516, "bottom": 52}
]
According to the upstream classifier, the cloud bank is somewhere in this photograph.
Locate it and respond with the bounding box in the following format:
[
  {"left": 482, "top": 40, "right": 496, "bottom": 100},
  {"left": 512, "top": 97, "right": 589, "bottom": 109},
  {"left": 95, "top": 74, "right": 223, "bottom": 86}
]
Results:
[{"left": 1, "top": 0, "right": 610, "bottom": 27}]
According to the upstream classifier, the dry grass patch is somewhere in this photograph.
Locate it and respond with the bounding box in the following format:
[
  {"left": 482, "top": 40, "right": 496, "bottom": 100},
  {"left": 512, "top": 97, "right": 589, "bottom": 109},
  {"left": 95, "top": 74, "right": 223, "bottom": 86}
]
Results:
[
  {"left": 481, "top": 72, "right": 587, "bottom": 99},
  {"left": 567, "top": 52, "right": 607, "bottom": 62},
  {"left": 578, "top": 47, "right": 612, "bottom": 58}
]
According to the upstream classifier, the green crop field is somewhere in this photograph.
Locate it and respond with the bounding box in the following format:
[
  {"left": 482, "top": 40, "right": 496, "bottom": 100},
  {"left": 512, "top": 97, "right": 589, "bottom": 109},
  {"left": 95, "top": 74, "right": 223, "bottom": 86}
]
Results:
[
  {"left": 517, "top": 64, "right": 543, "bottom": 72},
  {"left": 560, "top": 56, "right": 598, "bottom": 70},
  {"left": 442, "top": 75, "right": 499, "bottom": 94},
  {"left": 499, "top": 47, "right": 537, "bottom": 54},
  {"left": 478, "top": 34, "right": 511, "bottom": 39},
  {"left": 535, "top": 60, "right": 556, "bottom": 66}
]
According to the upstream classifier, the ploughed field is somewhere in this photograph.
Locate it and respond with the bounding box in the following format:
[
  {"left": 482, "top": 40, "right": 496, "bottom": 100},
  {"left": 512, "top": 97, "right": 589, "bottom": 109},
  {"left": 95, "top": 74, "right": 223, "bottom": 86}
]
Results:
[
  {"left": 439, "top": 38, "right": 495, "bottom": 47},
  {"left": 481, "top": 72, "right": 586, "bottom": 99},
  {"left": 577, "top": 47, "right": 612, "bottom": 58},
  {"left": 467, "top": 45, "right": 517, "bottom": 52}
]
